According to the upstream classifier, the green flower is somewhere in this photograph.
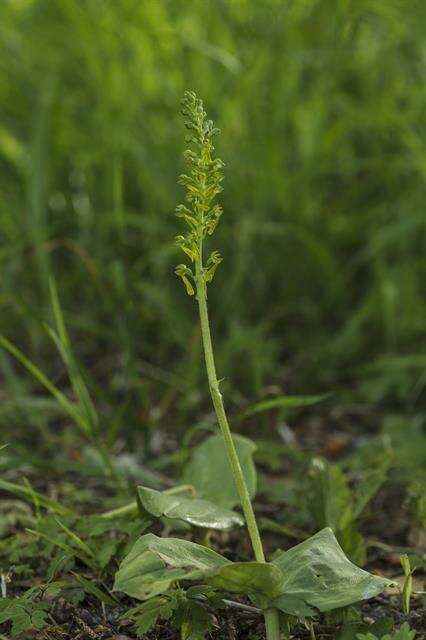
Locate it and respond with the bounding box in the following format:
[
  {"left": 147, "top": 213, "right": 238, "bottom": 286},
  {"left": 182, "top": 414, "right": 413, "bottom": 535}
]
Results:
[{"left": 175, "top": 91, "right": 224, "bottom": 296}]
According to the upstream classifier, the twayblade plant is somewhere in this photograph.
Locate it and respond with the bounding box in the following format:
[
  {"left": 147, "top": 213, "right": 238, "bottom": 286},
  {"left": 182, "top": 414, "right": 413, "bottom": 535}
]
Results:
[
  {"left": 175, "top": 90, "right": 280, "bottom": 638},
  {"left": 113, "top": 92, "right": 393, "bottom": 639}
]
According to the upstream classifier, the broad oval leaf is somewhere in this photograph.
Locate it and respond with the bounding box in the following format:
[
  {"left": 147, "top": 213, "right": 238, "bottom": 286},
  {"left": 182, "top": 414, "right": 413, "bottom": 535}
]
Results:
[
  {"left": 114, "top": 529, "right": 392, "bottom": 614},
  {"left": 271, "top": 528, "right": 393, "bottom": 617},
  {"left": 114, "top": 533, "right": 283, "bottom": 609},
  {"left": 113, "top": 534, "right": 230, "bottom": 600},
  {"left": 182, "top": 434, "right": 257, "bottom": 509},
  {"left": 137, "top": 485, "right": 244, "bottom": 530}
]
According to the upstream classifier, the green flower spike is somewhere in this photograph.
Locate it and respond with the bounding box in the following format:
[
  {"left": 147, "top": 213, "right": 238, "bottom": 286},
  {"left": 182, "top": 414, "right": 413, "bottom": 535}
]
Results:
[{"left": 175, "top": 91, "right": 224, "bottom": 296}]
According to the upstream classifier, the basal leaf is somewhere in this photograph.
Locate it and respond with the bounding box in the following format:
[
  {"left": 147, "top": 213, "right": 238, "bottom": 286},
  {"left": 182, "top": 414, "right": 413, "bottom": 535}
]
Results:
[
  {"left": 114, "top": 529, "right": 392, "bottom": 615},
  {"left": 271, "top": 528, "right": 393, "bottom": 617},
  {"left": 114, "top": 534, "right": 284, "bottom": 611},
  {"left": 113, "top": 534, "right": 230, "bottom": 600},
  {"left": 137, "top": 485, "right": 244, "bottom": 531},
  {"left": 182, "top": 434, "right": 257, "bottom": 509}
]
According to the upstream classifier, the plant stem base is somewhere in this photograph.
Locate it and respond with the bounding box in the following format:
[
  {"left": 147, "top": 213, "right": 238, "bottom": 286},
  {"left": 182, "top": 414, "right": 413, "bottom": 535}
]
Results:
[{"left": 264, "top": 608, "right": 281, "bottom": 639}]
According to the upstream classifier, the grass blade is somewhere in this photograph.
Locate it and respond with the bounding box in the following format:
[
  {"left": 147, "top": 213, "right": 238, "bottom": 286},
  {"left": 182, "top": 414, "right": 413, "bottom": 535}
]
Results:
[
  {"left": 54, "top": 518, "right": 97, "bottom": 560},
  {"left": 0, "top": 335, "right": 90, "bottom": 436},
  {"left": 0, "top": 479, "right": 73, "bottom": 516},
  {"left": 26, "top": 529, "right": 98, "bottom": 572},
  {"left": 72, "top": 572, "right": 119, "bottom": 606},
  {"left": 240, "top": 393, "right": 331, "bottom": 419}
]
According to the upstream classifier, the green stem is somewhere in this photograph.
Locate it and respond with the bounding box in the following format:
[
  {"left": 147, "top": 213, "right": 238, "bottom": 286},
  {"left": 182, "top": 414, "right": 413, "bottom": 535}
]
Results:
[
  {"left": 195, "top": 257, "right": 280, "bottom": 640},
  {"left": 195, "top": 266, "right": 264, "bottom": 561},
  {"left": 265, "top": 609, "right": 281, "bottom": 640},
  {"left": 99, "top": 501, "right": 137, "bottom": 519}
]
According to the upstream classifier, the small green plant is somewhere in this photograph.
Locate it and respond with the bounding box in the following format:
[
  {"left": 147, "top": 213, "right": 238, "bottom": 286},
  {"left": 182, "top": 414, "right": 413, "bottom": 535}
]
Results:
[
  {"left": 357, "top": 622, "right": 416, "bottom": 640},
  {"left": 405, "top": 477, "right": 426, "bottom": 540},
  {"left": 113, "top": 92, "right": 394, "bottom": 640},
  {"left": 123, "top": 586, "right": 222, "bottom": 638},
  {"left": 0, "top": 591, "right": 49, "bottom": 637},
  {"left": 306, "top": 452, "right": 391, "bottom": 564},
  {"left": 400, "top": 554, "right": 414, "bottom": 616}
]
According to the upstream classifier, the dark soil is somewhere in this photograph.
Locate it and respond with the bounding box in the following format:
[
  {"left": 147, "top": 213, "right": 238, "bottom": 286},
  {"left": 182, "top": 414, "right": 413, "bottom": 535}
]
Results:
[{"left": 9, "top": 592, "right": 425, "bottom": 639}]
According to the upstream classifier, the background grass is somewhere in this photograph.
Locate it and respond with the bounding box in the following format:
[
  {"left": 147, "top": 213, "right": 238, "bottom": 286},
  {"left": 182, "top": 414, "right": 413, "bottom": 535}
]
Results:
[{"left": 1, "top": 0, "right": 425, "bottom": 446}]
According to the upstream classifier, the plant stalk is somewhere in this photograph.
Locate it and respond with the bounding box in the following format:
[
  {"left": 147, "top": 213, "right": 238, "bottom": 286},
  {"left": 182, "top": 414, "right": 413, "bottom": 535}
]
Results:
[
  {"left": 265, "top": 609, "right": 281, "bottom": 639},
  {"left": 195, "top": 255, "right": 280, "bottom": 640}
]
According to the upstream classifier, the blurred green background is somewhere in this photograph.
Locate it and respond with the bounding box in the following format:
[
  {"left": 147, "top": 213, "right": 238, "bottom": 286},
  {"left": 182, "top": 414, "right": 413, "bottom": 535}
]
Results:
[{"left": 1, "top": 0, "right": 425, "bottom": 440}]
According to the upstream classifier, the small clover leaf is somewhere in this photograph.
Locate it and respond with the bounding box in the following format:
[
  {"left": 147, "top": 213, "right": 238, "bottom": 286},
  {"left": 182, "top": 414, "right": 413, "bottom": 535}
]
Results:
[
  {"left": 357, "top": 622, "right": 416, "bottom": 640},
  {"left": 0, "top": 597, "right": 49, "bottom": 637}
]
